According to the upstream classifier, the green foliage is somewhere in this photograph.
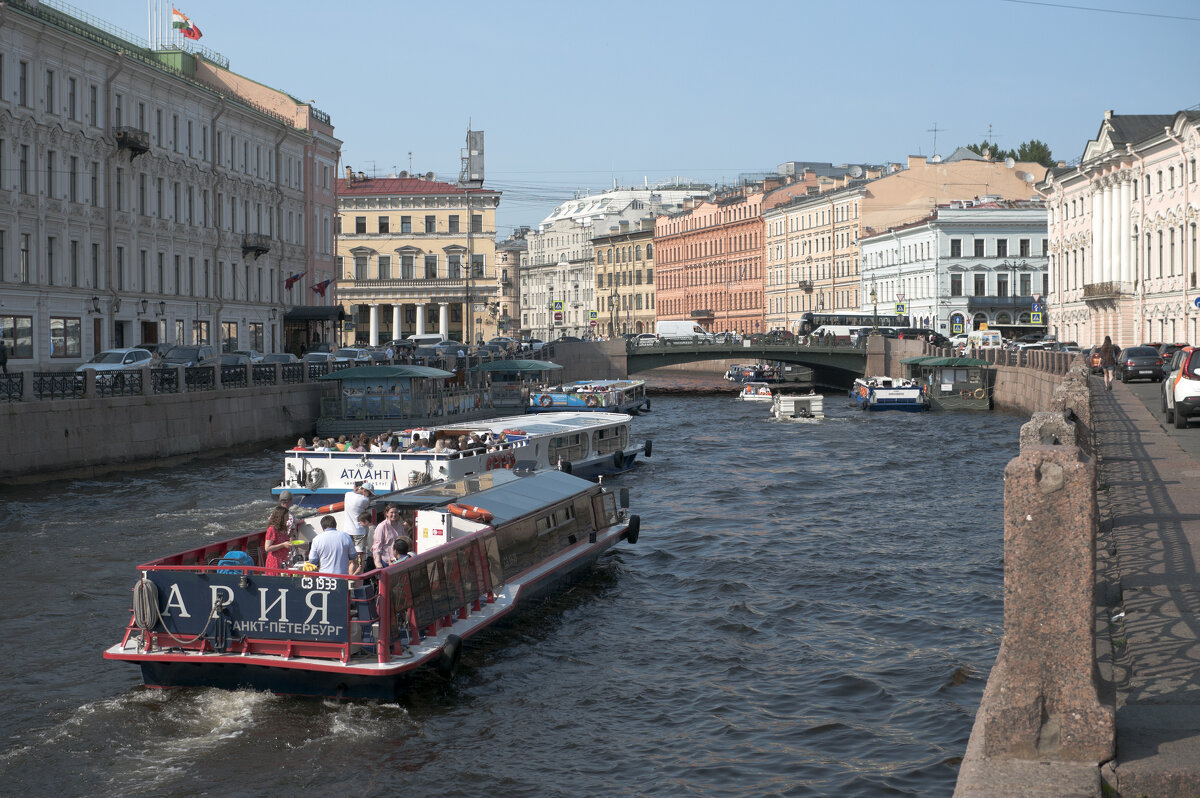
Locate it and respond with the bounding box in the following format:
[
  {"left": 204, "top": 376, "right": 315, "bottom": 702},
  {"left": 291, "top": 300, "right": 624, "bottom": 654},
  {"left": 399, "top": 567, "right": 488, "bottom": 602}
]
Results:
[{"left": 961, "top": 139, "right": 1055, "bottom": 167}]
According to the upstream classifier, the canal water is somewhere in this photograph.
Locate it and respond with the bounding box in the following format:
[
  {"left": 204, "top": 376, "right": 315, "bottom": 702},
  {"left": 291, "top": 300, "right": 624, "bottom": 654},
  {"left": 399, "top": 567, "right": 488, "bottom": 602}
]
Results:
[{"left": 0, "top": 395, "right": 1024, "bottom": 797}]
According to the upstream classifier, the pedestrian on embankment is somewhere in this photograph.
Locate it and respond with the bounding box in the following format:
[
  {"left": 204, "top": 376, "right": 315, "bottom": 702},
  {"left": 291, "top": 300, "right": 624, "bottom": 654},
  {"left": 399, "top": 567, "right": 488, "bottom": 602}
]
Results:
[{"left": 1099, "top": 335, "right": 1119, "bottom": 391}]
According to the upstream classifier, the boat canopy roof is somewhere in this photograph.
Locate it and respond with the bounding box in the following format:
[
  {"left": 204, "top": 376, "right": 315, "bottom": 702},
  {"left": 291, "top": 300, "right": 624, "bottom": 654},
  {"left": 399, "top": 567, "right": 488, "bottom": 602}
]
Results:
[
  {"left": 316, "top": 365, "right": 455, "bottom": 380},
  {"left": 371, "top": 469, "right": 591, "bottom": 525},
  {"left": 470, "top": 359, "right": 564, "bottom": 373},
  {"left": 900, "top": 355, "right": 989, "bottom": 367}
]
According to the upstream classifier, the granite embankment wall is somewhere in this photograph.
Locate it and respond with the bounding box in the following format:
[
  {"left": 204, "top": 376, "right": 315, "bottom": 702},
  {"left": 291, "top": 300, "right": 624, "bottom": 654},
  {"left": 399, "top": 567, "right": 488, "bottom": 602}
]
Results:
[{"left": 0, "top": 378, "right": 323, "bottom": 482}]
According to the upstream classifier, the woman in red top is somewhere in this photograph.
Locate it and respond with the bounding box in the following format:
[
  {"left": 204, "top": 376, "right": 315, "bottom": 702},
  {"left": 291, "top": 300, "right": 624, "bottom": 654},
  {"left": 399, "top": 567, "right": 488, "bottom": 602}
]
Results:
[{"left": 263, "top": 506, "right": 293, "bottom": 573}]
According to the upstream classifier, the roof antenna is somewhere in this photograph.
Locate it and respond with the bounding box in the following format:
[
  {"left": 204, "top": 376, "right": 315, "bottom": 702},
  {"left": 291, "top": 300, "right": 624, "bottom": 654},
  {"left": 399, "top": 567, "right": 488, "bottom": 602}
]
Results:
[{"left": 926, "top": 122, "right": 944, "bottom": 158}]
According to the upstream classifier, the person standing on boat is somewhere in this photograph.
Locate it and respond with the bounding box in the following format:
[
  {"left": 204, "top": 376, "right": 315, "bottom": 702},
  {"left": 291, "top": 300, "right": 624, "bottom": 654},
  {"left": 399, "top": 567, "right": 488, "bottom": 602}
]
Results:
[
  {"left": 263, "top": 506, "right": 294, "bottom": 573},
  {"left": 343, "top": 481, "right": 375, "bottom": 557},
  {"left": 308, "top": 515, "right": 359, "bottom": 575},
  {"left": 1099, "top": 336, "right": 1119, "bottom": 391},
  {"left": 275, "top": 491, "right": 300, "bottom": 539},
  {"left": 372, "top": 505, "right": 411, "bottom": 568}
]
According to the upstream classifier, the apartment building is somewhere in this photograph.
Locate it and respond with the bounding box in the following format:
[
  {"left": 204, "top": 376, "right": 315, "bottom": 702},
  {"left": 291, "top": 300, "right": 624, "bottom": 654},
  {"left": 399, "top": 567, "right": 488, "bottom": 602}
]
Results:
[
  {"left": 0, "top": 0, "right": 339, "bottom": 366},
  {"left": 335, "top": 170, "right": 501, "bottom": 345},
  {"left": 592, "top": 219, "right": 656, "bottom": 337},
  {"left": 1040, "top": 109, "right": 1200, "bottom": 346}
]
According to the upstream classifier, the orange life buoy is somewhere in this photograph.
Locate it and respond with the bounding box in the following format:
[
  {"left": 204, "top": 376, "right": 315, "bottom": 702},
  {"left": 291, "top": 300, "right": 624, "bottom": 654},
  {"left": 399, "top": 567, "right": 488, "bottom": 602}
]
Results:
[
  {"left": 317, "top": 501, "right": 344, "bottom": 513},
  {"left": 504, "top": 452, "right": 515, "bottom": 469},
  {"left": 447, "top": 503, "right": 494, "bottom": 523},
  {"left": 585, "top": 394, "right": 599, "bottom": 407},
  {"left": 538, "top": 395, "right": 552, "bottom": 407},
  {"left": 858, "top": 386, "right": 868, "bottom": 398}
]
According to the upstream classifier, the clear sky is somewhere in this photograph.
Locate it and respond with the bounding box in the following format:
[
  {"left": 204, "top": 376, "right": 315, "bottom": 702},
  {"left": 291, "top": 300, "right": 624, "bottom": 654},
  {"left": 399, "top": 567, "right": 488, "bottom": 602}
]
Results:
[{"left": 66, "top": 0, "right": 1200, "bottom": 235}]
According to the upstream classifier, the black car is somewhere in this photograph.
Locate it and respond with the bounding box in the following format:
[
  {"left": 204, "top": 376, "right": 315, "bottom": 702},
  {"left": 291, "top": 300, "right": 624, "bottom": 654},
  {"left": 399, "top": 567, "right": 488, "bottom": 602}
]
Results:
[
  {"left": 1115, "top": 345, "right": 1165, "bottom": 383},
  {"left": 896, "top": 328, "right": 949, "bottom": 346}
]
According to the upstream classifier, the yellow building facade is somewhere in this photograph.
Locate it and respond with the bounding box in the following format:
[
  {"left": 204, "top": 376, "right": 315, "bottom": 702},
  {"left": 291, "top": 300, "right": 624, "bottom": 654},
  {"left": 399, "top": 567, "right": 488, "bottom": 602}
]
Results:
[
  {"left": 336, "top": 170, "right": 501, "bottom": 345},
  {"left": 592, "top": 221, "right": 657, "bottom": 337}
]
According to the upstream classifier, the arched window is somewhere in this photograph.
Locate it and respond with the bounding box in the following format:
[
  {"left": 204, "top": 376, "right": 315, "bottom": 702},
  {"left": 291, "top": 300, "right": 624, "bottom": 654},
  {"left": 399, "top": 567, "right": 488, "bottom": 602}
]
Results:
[
  {"left": 996, "top": 312, "right": 1012, "bottom": 325},
  {"left": 636, "top": 245, "right": 643, "bottom": 261},
  {"left": 646, "top": 242, "right": 653, "bottom": 258},
  {"left": 972, "top": 313, "right": 988, "bottom": 330}
]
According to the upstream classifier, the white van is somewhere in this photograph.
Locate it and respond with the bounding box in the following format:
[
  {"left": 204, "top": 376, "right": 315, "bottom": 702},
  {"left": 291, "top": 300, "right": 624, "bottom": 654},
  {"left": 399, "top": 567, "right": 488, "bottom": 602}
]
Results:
[
  {"left": 656, "top": 320, "right": 715, "bottom": 344},
  {"left": 966, "top": 329, "right": 1004, "bottom": 350},
  {"left": 406, "top": 333, "right": 446, "bottom": 347}
]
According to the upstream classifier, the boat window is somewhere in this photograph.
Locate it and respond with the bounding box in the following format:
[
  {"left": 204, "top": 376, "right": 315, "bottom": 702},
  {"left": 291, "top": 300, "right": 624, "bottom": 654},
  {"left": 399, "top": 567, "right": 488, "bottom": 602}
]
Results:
[
  {"left": 548, "top": 433, "right": 586, "bottom": 464},
  {"left": 536, "top": 503, "right": 576, "bottom": 536}
]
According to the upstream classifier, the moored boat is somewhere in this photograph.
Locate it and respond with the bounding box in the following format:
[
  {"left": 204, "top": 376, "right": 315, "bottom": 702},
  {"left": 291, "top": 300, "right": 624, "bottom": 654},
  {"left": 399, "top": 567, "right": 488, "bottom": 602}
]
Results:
[
  {"left": 850, "top": 376, "right": 930, "bottom": 412},
  {"left": 738, "top": 381, "right": 775, "bottom": 401},
  {"left": 278, "top": 411, "right": 647, "bottom": 509},
  {"left": 528, "top": 379, "right": 649, "bottom": 414},
  {"left": 103, "top": 470, "right": 641, "bottom": 700}
]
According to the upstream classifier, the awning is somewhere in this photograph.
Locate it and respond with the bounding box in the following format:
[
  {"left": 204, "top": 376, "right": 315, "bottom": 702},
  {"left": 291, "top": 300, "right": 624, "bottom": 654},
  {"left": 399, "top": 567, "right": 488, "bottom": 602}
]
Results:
[
  {"left": 900, "top": 356, "right": 937, "bottom": 365},
  {"left": 470, "top": 359, "right": 564, "bottom": 373},
  {"left": 284, "top": 306, "right": 346, "bottom": 322},
  {"left": 317, "top": 365, "right": 454, "bottom": 380},
  {"left": 922, "top": 357, "right": 990, "bottom": 367}
]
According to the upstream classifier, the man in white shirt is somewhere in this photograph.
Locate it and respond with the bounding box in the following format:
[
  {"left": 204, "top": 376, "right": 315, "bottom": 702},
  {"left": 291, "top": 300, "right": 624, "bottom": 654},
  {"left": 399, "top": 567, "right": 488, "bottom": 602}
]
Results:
[
  {"left": 308, "top": 515, "right": 358, "bottom": 575},
  {"left": 343, "top": 481, "right": 374, "bottom": 557}
]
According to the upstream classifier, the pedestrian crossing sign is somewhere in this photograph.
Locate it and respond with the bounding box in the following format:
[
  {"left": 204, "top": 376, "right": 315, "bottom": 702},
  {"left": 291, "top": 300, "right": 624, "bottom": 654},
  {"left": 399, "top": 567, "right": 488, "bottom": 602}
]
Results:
[
  {"left": 1031, "top": 312, "right": 1043, "bottom": 324},
  {"left": 895, "top": 302, "right": 906, "bottom": 314},
  {"left": 552, "top": 300, "right": 563, "bottom": 311},
  {"left": 588, "top": 310, "right": 598, "bottom": 320}
]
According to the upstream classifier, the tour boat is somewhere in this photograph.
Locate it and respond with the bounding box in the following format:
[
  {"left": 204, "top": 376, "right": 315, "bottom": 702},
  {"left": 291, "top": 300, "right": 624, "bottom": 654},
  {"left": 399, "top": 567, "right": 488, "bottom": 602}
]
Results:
[
  {"left": 738, "top": 382, "right": 775, "bottom": 401},
  {"left": 527, "top": 379, "right": 649, "bottom": 414},
  {"left": 772, "top": 393, "right": 824, "bottom": 420},
  {"left": 103, "top": 470, "right": 642, "bottom": 700},
  {"left": 850, "top": 376, "right": 930, "bottom": 412},
  {"left": 724, "top": 364, "right": 777, "bottom": 383},
  {"left": 278, "top": 411, "right": 648, "bottom": 509}
]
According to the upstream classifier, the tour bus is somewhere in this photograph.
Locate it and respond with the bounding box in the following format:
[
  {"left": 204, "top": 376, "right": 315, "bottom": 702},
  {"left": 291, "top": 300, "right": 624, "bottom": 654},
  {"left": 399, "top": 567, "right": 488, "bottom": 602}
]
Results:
[{"left": 796, "top": 311, "right": 909, "bottom": 335}]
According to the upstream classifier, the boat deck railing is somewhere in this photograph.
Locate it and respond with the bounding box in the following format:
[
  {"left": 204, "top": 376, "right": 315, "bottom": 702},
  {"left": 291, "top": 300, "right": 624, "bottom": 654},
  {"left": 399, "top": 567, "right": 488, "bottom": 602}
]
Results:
[{"left": 120, "top": 530, "right": 504, "bottom": 666}]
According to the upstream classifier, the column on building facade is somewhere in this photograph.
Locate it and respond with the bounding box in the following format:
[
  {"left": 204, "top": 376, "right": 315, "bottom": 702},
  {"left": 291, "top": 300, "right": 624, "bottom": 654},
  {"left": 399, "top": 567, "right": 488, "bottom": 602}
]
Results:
[
  {"left": 415, "top": 303, "right": 426, "bottom": 335},
  {"left": 1100, "top": 181, "right": 1112, "bottom": 284},
  {"left": 392, "top": 305, "right": 402, "bottom": 341},
  {"left": 438, "top": 303, "right": 449, "bottom": 338},
  {"left": 1119, "top": 177, "right": 1132, "bottom": 285},
  {"left": 1108, "top": 180, "right": 1120, "bottom": 286},
  {"left": 369, "top": 304, "right": 380, "bottom": 346},
  {"left": 1091, "top": 188, "right": 1102, "bottom": 286}
]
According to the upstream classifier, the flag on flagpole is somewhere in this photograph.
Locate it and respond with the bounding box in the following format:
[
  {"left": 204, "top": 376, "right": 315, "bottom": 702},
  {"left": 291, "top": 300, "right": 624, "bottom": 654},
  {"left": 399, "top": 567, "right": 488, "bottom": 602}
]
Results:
[
  {"left": 311, "top": 279, "right": 333, "bottom": 297},
  {"left": 284, "top": 272, "right": 304, "bottom": 290},
  {"left": 171, "top": 7, "right": 202, "bottom": 40}
]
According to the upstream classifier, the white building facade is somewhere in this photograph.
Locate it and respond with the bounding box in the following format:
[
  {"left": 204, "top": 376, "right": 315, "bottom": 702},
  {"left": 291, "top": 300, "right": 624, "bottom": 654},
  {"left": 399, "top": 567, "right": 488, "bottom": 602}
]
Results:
[
  {"left": 520, "top": 187, "right": 708, "bottom": 339},
  {"left": 0, "top": 1, "right": 337, "bottom": 367},
  {"left": 860, "top": 201, "right": 1049, "bottom": 336},
  {"left": 1040, "top": 110, "right": 1200, "bottom": 347}
]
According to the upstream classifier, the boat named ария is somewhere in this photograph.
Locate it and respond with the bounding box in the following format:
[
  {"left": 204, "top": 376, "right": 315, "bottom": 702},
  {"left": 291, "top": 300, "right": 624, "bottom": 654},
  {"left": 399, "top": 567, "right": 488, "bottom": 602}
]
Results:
[
  {"left": 279, "top": 411, "right": 648, "bottom": 509},
  {"left": 103, "top": 469, "right": 642, "bottom": 700}
]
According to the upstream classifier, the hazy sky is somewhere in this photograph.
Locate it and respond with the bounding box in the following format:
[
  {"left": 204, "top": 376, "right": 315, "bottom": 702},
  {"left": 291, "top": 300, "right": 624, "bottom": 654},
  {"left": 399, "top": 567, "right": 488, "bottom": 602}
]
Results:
[{"left": 67, "top": 0, "right": 1200, "bottom": 234}]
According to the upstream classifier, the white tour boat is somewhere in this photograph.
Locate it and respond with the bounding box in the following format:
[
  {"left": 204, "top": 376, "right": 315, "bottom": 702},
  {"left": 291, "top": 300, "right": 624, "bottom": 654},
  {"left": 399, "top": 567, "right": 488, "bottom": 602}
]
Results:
[
  {"left": 278, "top": 411, "right": 648, "bottom": 508},
  {"left": 850, "top": 376, "right": 930, "bottom": 412},
  {"left": 772, "top": 392, "right": 824, "bottom": 420},
  {"left": 738, "top": 381, "right": 775, "bottom": 401}
]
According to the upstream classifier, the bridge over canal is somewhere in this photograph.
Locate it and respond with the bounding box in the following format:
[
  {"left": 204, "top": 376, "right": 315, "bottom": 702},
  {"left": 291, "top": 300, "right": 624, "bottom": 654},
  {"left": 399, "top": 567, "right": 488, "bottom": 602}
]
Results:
[{"left": 622, "top": 340, "right": 873, "bottom": 387}]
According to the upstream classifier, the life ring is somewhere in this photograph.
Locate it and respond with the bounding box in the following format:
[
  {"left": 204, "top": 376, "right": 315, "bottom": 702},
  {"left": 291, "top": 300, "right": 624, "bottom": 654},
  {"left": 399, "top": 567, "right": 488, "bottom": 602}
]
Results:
[
  {"left": 613, "top": 450, "right": 626, "bottom": 469},
  {"left": 585, "top": 394, "right": 599, "bottom": 407},
  {"left": 486, "top": 455, "right": 497, "bottom": 470},
  {"left": 858, "top": 386, "right": 868, "bottom": 398},
  {"left": 538, "top": 395, "right": 552, "bottom": 407},
  {"left": 960, "top": 390, "right": 971, "bottom": 400},
  {"left": 973, "top": 388, "right": 986, "bottom": 399},
  {"left": 447, "top": 503, "right": 494, "bottom": 523},
  {"left": 304, "top": 469, "right": 325, "bottom": 489},
  {"left": 317, "top": 500, "right": 345, "bottom": 514}
]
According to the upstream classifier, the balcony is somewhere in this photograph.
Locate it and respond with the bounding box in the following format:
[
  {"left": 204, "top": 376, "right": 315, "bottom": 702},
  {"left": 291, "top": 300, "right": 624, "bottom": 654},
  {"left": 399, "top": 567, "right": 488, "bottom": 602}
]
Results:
[
  {"left": 242, "top": 233, "right": 271, "bottom": 260},
  {"left": 1083, "top": 281, "right": 1125, "bottom": 301},
  {"left": 966, "top": 295, "right": 1031, "bottom": 310},
  {"left": 796, "top": 280, "right": 814, "bottom": 292},
  {"left": 690, "top": 309, "right": 714, "bottom": 318},
  {"left": 113, "top": 126, "right": 150, "bottom": 159}
]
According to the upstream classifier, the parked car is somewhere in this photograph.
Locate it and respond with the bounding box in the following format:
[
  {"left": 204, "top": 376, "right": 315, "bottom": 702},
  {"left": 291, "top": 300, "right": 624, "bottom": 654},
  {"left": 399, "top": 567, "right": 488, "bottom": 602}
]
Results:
[
  {"left": 260, "top": 353, "right": 300, "bottom": 364},
  {"left": 1114, "top": 345, "right": 1164, "bottom": 383},
  {"left": 488, "top": 336, "right": 519, "bottom": 348},
  {"left": 521, "top": 339, "right": 546, "bottom": 353},
  {"left": 302, "top": 351, "right": 337, "bottom": 365},
  {"left": 232, "top": 349, "right": 264, "bottom": 363},
  {"left": 554, "top": 335, "right": 584, "bottom": 343},
  {"left": 632, "top": 333, "right": 659, "bottom": 347},
  {"left": 897, "top": 328, "right": 950, "bottom": 346},
  {"left": 475, "top": 343, "right": 506, "bottom": 357},
  {"left": 1156, "top": 342, "right": 1189, "bottom": 361},
  {"left": 947, "top": 334, "right": 969, "bottom": 352},
  {"left": 75, "top": 347, "right": 154, "bottom": 373},
  {"left": 218, "top": 353, "right": 252, "bottom": 366},
  {"left": 384, "top": 339, "right": 417, "bottom": 353},
  {"left": 429, "top": 340, "right": 467, "bottom": 356},
  {"left": 162, "top": 344, "right": 219, "bottom": 367},
  {"left": 333, "top": 347, "right": 374, "bottom": 364},
  {"left": 136, "top": 342, "right": 173, "bottom": 358},
  {"left": 713, "top": 331, "right": 741, "bottom": 344},
  {"left": 1164, "top": 345, "right": 1200, "bottom": 428}
]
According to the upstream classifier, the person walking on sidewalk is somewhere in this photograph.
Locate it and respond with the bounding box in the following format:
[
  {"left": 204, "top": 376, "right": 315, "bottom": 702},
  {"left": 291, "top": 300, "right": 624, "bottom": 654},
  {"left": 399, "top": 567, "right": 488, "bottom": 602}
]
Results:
[{"left": 1099, "top": 335, "right": 1119, "bottom": 391}]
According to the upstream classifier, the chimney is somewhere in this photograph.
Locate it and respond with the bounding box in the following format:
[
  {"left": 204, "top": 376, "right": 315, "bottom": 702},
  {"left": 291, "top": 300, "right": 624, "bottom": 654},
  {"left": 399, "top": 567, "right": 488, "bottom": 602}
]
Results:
[
  {"left": 344, "top": 166, "right": 354, "bottom": 185},
  {"left": 619, "top": 220, "right": 630, "bottom": 233},
  {"left": 907, "top": 155, "right": 926, "bottom": 169}
]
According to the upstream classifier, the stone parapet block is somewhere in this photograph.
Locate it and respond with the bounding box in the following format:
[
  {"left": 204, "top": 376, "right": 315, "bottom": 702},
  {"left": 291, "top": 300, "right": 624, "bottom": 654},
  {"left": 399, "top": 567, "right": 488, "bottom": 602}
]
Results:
[
  {"left": 981, "top": 444, "right": 1114, "bottom": 762},
  {"left": 1019, "top": 411, "right": 1078, "bottom": 450}
]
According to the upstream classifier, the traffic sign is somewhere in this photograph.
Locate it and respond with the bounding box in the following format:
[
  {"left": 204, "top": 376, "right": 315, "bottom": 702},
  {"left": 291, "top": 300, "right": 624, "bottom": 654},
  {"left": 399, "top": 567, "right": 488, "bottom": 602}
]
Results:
[
  {"left": 588, "top": 310, "right": 598, "bottom": 320},
  {"left": 952, "top": 322, "right": 964, "bottom": 334},
  {"left": 895, "top": 302, "right": 906, "bottom": 314},
  {"left": 553, "top": 311, "right": 563, "bottom": 323},
  {"left": 1031, "top": 302, "right": 1044, "bottom": 313},
  {"left": 1031, "top": 312, "right": 1043, "bottom": 324},
  {"left": 552, "top": 300, "right": 563, "bottom": 311},
  {"left": 1194, "top": 297, "right": 1200, "bottom": 309}
]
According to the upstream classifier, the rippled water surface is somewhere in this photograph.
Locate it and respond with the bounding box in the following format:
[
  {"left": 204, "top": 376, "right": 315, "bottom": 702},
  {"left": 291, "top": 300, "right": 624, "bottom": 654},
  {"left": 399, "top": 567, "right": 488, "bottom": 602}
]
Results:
[{"left": 0, "top": 395, "right": 1024, "bottom": 797}]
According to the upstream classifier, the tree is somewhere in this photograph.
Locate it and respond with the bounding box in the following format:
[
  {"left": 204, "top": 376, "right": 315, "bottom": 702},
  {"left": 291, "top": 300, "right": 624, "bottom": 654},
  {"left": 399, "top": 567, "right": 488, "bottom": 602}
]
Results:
[
  {"left": 1014, "top": 139, "right": 1055, "bottom": 168},
  {"left": 965, "top": 140, "right": 1009, "bottom": 161}
]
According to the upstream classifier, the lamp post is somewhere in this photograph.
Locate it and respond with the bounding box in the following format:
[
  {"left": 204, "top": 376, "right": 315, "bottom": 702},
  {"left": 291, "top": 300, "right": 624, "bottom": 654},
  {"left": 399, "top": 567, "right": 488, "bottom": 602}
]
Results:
[{"left": 870, "top": 276, "right": 879, "bottom": 331}]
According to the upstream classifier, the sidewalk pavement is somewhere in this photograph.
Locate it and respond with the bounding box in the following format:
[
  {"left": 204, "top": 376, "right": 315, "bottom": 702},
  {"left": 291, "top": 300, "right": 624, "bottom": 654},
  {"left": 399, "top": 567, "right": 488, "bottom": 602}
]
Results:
[{"left": 1094, "top": 375, "right": 1200, "bottom": 796}]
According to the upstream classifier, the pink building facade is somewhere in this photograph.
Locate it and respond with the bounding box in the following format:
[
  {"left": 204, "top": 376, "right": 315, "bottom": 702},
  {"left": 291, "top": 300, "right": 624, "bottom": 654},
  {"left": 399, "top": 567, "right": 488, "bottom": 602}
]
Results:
[{"left": 1041, "top": 110, "right": 1200, "bottom": 347}]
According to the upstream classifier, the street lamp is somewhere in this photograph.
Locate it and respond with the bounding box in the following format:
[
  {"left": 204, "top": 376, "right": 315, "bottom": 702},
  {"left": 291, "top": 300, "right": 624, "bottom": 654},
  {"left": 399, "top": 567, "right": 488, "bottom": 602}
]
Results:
[{"left": 870, "top": 276, "right": 879, "bottom": 331}]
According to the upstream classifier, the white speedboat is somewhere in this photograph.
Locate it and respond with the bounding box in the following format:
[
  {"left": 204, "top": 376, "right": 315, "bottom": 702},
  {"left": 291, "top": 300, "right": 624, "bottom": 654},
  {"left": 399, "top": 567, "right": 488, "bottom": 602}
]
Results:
[
  {"left": 773, "top": 393, "right": 824, "bottom": 420},
  {"left": 738, "top": 382, "right": 775, "bottom": 401},
  {"left": 278, "top": 411, "right": 648, "bottom": 508}
]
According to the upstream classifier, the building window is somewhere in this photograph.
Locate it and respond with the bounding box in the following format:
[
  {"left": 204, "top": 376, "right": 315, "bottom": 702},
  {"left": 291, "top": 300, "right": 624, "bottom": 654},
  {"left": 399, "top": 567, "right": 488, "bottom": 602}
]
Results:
[
  {"left": 0, "top": 314, "right": 33, "bottom": 358},
  {"left": 950, "top": 273, "right": 963, "bottom": 296},
  {"left": 1019, "top": 273, "right": 1031, "bottom": 296},
  {"left": 401, "top": 255, "right": 414, "bottom": 279},
  {"left": 68, "top": 77, "right": 76, "bottom": 120},
  {"left": 973, "top": 239, "right": 984, "bottom": 257},
  {"left": 1019, "top": 238, "right": 1030, "bottom": 257},
  {"left": 997, "top": 274, "right": 1009, "bottom": 297},
  {"left": 401, "top": 215, "right": 411, "bottom": 234},
  {"left": 19, "top": 145, "right": 28, "bottom": 194},
  {"left": 378, "top": 255, "right": 391, "bottom": 279},
  {"left": 49, "top": 317, "right": 81, "bottom": 357},
  {"left": 472, "top": 214, "right": 483, "bottom": 234},
  {"left": 950, "top": 238, "right": 962, "bottom": 257},
  {"left": 89, "top": 85, "right": 98, "bottom": 126},
  {"left": 996, "top": 239, "right": 1008, "bottom": 257},
  {"left": 18, "top": 61, "right": 28, "bottom": 107},
  {"left": 354, "top": 255, "right": 367, "bottom": 280},
  {"left": 472, "top": 254, "right": 484, "bottom": 277},
  {"left": 424, "top": 255, "right": 438, "bottom": 278},
  {"left": 973, "top": 273, "right": 985, "bottom": 295},
  {"left": 448, "top": 215, "right": 460, "bottom": 234},
  {"left": 424, "top": 215, "right": 436, "bottom": 234},
  {"left": 355, "top": 216, "right": 366, "bottom": 234},
  {"left": 19, "top": 234, "right": 29, "bottom": 283},
  {"left": 378, "top": 216, "right": 389, "bottom": 234}
]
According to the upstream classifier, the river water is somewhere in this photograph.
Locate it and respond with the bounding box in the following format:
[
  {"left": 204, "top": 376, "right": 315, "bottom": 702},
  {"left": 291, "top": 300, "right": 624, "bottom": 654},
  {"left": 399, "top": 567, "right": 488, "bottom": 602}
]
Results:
[{"left": 0, "top": 394, "right": 1024, "bottom": 797}]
